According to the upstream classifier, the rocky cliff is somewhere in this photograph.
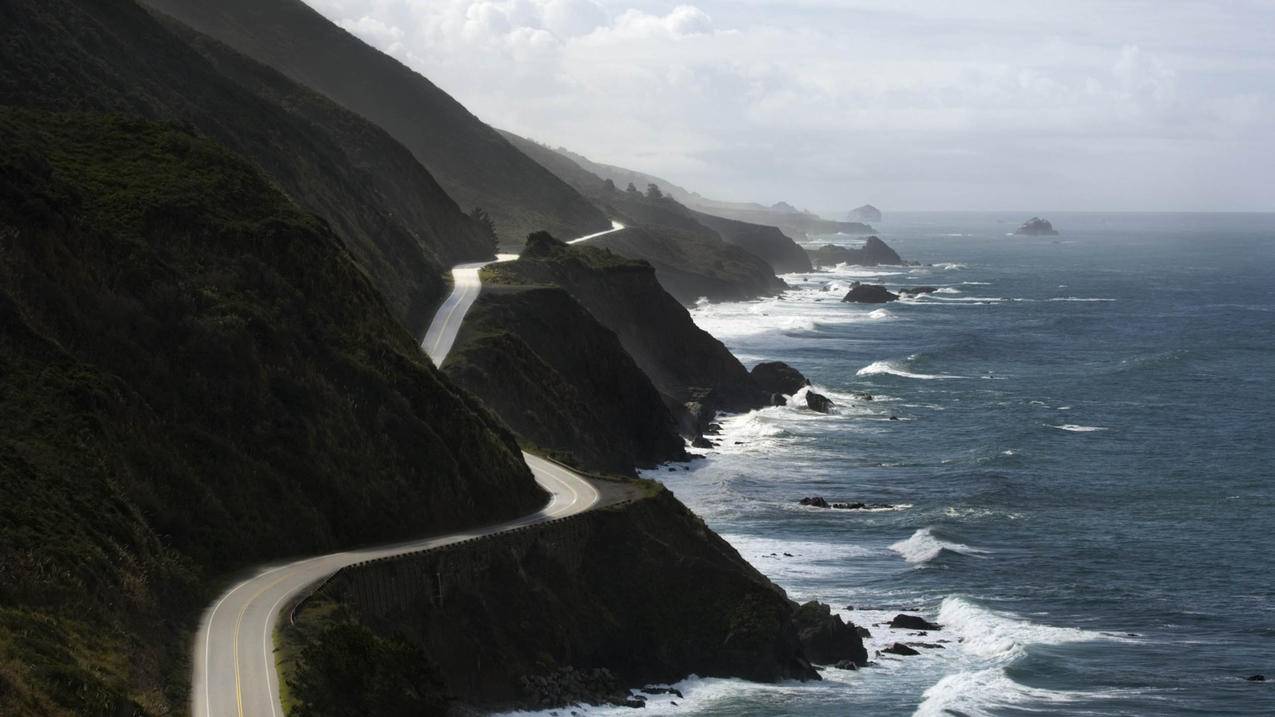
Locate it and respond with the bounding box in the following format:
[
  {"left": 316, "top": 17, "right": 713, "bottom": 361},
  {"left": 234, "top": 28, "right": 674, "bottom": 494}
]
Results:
[
  {"left": 484, "top": 234, "right": 771, "bottom": 424},
  {"left": 690, "top": 210, "right": 813, "bottom": 274},
  {"left": 0, "top": 109, "right": 541, "bottom": 715},
  {"left": 443, "top": 286, "right": 687, "bottom": 476},
  {"left": 284, "top": 488, "right": 868, "bottom": 713}
]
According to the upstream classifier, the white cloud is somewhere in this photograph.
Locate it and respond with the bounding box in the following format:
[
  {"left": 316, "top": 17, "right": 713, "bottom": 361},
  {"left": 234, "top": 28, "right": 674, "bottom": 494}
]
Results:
[{"left": 302, "top": 0, "right": 1275, "bottom": 211}]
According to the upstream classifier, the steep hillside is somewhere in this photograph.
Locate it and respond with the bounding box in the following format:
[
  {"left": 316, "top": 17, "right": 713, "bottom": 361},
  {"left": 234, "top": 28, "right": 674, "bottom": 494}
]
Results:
[
  {"left": 0, "top": 110, "right": 540, "bottom": 715},
  {"left": 484, "top": 234, "right": 770, "bottom": 423},
  {"left": 285, "top": 488, "right": 864, "bottom": 712},
  {"left": 690, "top": 210, "right": 813, "bottom": 273},
  {"left": 0, "top": 0, "right": 493, "bottom": 336},
  {"left": 140, "top": 0, "right": 611, "bottom": 245},
  {"left": 502, "top": 132, "right": 788, "bottom": 300},
  {"left": 591, "top": 225, "right": 786, "bottom": 304},
  {"left": 444, "top": 285, "right": 687, "bottom": 476}
]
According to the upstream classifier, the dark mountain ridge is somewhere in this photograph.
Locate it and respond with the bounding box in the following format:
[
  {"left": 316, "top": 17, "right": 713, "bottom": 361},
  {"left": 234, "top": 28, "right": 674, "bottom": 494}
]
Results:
[
  {"left": 140, "top": 0, "right": 612, "bottom": 246},
  {"left": 0, "top": 109, "right": 540, "bottom": 715},
  {"left": 1, "top": 0, "right": 499, "bottom": 337}
]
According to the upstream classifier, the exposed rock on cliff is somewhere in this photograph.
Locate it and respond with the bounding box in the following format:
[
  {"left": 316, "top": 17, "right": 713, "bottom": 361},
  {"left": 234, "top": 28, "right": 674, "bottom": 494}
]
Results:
[
  {"left": 1014, "top": 217, "right": 1059, "bottom": 236},
  {"left": 444, "top": 286, "right": 687, "bottom": 476},
  {"left": 750, "top": 362, "right": 810, "bottom": 397},
  {"left": 842, "top": 283, "right": 900, "bottom": 304},
  {"left": 848, "top": 204, "right": 883, "bottom": 222},
  {"left": 808, "top": 236, "right": 904, "bottom": 268},
  {"left": 285, "top": 488, "right": 822, "bottom": 712}
]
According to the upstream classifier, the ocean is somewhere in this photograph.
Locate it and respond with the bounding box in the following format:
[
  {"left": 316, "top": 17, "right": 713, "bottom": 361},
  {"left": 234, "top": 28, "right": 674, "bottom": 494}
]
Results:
[{"left": 519, "top": 212, "right": 1275, "bottom": 716}]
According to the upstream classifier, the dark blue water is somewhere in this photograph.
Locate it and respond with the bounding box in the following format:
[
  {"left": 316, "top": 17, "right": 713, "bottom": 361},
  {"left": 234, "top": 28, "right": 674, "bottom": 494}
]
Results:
[{"left": 506, "top": 213, "right": 1275, "bottom": 717}]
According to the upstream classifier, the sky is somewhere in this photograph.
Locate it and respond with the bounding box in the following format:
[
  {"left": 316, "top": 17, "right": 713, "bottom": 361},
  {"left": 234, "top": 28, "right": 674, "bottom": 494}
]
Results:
[{"left": 304, "top": 0, "right": 1275, "bottom": 213}]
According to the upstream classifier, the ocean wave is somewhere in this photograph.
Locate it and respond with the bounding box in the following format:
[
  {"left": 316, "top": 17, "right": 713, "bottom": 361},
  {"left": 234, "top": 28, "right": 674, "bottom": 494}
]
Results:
[
  {"left": 1050, "top": 424, "right": 1108, "bottom": 432},
  {"left": 915, "top": 666, "right": 1096, "bottom": 717},
  {"left": 934, "top": 287, "right": 961, "bottom": 294},
  {"left": 889, "top": 528, "right": 988, "bottom": 564},
  {"left": 934, "top": 262, "right": 968, "bottom": 270},
  {"left": 939, "top": 596, "right": 1119, "bottom": 661},
  {"left": 1048, "top": 296, "right": 1116, "bottom": 302},
  {"left": 962, "top": 281, "right": 991, "bottom": 285},
  {"left": 867, "top": 308, "right": 896, "bottom": 320},
  {"left": 857, "top": 359, "right": 963, "bottom": 380}
]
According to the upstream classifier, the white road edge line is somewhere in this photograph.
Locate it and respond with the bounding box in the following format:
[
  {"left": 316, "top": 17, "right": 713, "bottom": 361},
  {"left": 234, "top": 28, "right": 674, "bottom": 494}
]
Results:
[{"left": 195, "top": 221, "right": 623, "bottom": 717}]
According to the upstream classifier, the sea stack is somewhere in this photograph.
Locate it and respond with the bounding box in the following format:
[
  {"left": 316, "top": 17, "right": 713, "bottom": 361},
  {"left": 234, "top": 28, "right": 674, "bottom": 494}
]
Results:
[
  {"left": 1014, "top": 217, "right": 1059, "bottom": 236},
  {"left": 848, "top": 204, "right": 883, "bottom": 222}
]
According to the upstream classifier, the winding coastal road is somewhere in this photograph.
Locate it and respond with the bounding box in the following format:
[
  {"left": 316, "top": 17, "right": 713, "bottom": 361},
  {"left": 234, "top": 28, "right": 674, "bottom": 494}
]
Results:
[{"left": 192, "top": 221, "right": 624, "bottom": 717}]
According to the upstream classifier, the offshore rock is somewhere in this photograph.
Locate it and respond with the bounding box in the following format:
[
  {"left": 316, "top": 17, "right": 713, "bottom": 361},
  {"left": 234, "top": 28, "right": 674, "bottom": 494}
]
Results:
[
  {"left": 808, "top": 236, "right": 903, "bottom": 268},
  {"left": 890, "top": 614, "right": 942, "bottom": 631},
  {"left": 750, "top": 361, "right": 810, "bottom": 397},
  {"left": 841, "top": 283, "right": 898, "bottom": 304},
  {"left": 792, "top": 602, "right": 869, "bottom": 666},
  {"left": 805, "top": 391, "right": 835, "bottom": 413},
  {"left": 882, "top": 643, "right": 920, "bottom": 656},
  {"left": 1014, "top": 217, "right": 1059, "bottom": 236}
]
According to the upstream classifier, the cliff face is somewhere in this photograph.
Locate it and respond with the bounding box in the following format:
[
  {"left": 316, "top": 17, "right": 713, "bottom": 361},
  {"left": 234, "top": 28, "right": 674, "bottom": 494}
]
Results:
[
  {"left": 591, "top": 225, "right": 787, "bottom": 304},
  {"left": 0, "top": 110, "right": 540, "bottom": 715},
  {"left": 444, "top": 286, "right": 687, "bottom": 476},
  {"left": 0, "top": 0, "right": 493, "bottom": 336},
  {"left": 485, "top": 236, "right": 770, "bottom": 417},
  {"left": 690, "top": 210, "right": 813, "bottom": 274},
  {"left": 286, "top": 489, "right": 820, "bottom": 712},
  {"left": 140, "top": 0, "right": 611, "bottom": 246}
]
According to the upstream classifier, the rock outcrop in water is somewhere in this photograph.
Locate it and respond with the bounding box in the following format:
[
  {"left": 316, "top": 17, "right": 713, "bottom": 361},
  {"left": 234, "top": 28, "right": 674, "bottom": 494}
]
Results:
[
  {"left": 750, "top": 361, "right": 810, "bottom": 397},
  {"left": 1014, "top": 217, "right": 1059, "bottom": 236},
  {"left": 807, "top": 236, "right": 904, "bottom": 268},
  {"left": 842, "top": 282, "right": 899, "bottom": 304},
  {"left": 793, "top": 602, "right": 870, "bottom": 666},
  {"left": 848, "top": 204, "right": 883, "bottom": 223},
  {"left": 805, "top": 391, "right": 835, "bottom": 413}
]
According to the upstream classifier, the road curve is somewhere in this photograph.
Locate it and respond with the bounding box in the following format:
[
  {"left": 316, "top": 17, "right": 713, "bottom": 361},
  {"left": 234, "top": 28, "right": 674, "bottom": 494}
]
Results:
[{"left": 192, "top": 221, "right": 624, "bottom": 717}]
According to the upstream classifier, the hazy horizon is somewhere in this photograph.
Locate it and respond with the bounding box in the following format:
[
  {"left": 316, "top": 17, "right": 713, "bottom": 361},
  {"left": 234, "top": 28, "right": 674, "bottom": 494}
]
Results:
[{"left": 304, "top": 0, "right": 1273, "bottom": 215}]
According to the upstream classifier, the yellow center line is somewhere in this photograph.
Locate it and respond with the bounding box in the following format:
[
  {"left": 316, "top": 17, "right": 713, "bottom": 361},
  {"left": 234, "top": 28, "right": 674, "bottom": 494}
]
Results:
[{"left": 234, "top": 571, "right": 295, "bottom": 717}]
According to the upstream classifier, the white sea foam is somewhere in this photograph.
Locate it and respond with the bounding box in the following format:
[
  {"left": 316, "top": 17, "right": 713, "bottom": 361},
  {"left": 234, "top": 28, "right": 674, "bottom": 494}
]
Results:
[
  {"left": 857, "top": 359, "right": 962, "bottom": 380},
  {"left": 889, "top": 528, "right": 988, "bottom": 564},
  {"left": 1048, "top": 296, "right": 1115, "bottom": 302},
  {"left": 962, "top": 281, "right": 991, "bottom": 285},
  {"left": 915, "top": 666, "right": 1095, "bottom": 717},
  {"left": 867, "top": 308, "right": 896, "bottom": 320},
  {"left": 934, "top": 287, "right": 961, "bottom": 294},
  {"left": 1051, "top": 424, "right": 1108, "bottom": 432},
  {"left": 934, "top": 262, "right": 968, "bottom": 270},
  {"left": 938, "top": 596, "right": 1115, "bottom": 660}
]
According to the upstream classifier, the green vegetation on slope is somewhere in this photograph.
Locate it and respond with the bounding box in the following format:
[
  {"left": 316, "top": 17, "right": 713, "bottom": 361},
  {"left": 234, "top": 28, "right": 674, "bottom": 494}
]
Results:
[
  {"left": 0, "top": 0, "right": 492, "bottom": 336},
  {"left": 0, "top": 109, "right": 541, "bottom": 715},
  {"left": 139, "top": 0, "right": 611, "bottom": 247}
]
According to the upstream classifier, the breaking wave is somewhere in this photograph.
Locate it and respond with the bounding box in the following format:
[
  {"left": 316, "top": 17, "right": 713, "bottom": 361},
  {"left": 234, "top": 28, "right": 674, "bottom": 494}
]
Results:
[
  {"left": 889, "top": 528, "right": 988, "bottom": 564},
  {"left": 1050, "top": 424, "right": 1108, "bottom": 432},
  {"left": 857, "top": 359, "right": 962, "bottom": 380}
]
